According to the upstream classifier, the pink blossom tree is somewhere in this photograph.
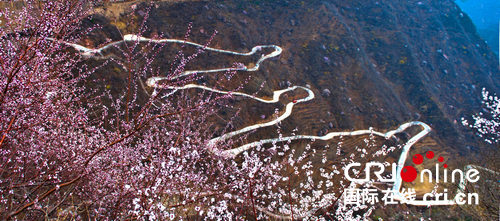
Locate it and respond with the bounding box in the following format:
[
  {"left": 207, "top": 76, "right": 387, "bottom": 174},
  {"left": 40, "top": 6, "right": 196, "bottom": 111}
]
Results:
[
  {"left": 0, "top": 1, "right": 102, "bottom": 219},
  {"left": 0, "top": 1, "right": 396, "bottom": 220},
  {"left": 461, "top": 88, "right": 500, "bottom": 220},
  {"left": 462, "top": 88, "right": 500, "bottom": 144},
  {"left": 0, "top": 1, "right": 240, "bottom": 219}
]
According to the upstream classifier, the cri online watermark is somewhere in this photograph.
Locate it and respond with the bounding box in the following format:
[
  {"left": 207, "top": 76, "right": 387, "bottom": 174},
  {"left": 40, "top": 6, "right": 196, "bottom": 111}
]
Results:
[{"left": 343, "top": 151, "right": 480, "bottom": 206}]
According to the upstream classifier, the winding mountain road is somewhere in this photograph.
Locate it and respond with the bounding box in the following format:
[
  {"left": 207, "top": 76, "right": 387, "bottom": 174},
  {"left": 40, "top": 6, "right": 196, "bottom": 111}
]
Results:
[{"left": 52, "top": 34, "right": 494, "bottom": 215}]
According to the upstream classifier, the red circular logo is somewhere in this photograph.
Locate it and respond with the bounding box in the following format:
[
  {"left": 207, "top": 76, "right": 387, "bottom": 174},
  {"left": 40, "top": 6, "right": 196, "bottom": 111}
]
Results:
[
  {"left": 401, "top": 166, "right": 417, "bottom": 183},
  {"left": 426, "top": 151, "right": 434, "bottom": 159},
  {"left": 412, "top": 154, "right": 423, "bottom": 165}
]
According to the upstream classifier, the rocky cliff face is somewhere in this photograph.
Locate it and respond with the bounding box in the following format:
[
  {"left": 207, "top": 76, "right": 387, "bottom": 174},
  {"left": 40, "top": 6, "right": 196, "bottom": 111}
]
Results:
[{"left": 92, "top": 0, "right": 499, "bottom": 161}]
